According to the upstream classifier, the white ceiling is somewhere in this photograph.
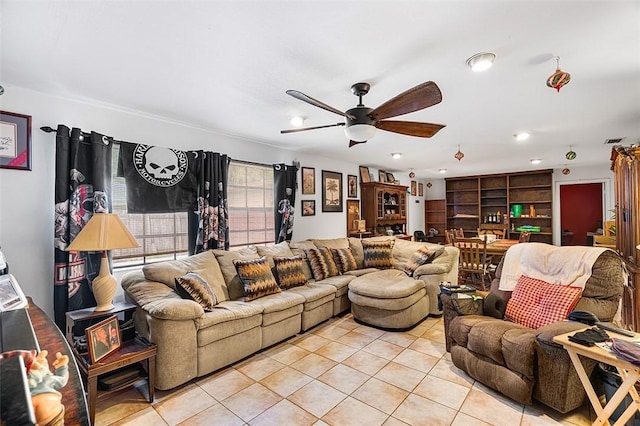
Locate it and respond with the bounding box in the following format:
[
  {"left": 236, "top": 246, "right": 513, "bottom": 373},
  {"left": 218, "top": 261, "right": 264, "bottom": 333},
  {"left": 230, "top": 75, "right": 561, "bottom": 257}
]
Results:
[{"left": 2, "top": 1, "right": 639, "bottom": 178}]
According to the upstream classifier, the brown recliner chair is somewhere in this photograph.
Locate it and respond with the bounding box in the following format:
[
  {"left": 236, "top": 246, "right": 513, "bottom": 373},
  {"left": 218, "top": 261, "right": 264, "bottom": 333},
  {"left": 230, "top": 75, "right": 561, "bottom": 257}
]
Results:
[{"left": 444, "top": 248, "right": 625, "bottom": 414}]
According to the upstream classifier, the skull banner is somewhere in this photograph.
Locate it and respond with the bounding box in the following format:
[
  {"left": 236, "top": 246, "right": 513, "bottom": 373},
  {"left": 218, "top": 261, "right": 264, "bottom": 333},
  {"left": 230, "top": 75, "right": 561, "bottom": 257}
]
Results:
[{"left": 117, "top": 142, "right": 198, "bottom": 213}]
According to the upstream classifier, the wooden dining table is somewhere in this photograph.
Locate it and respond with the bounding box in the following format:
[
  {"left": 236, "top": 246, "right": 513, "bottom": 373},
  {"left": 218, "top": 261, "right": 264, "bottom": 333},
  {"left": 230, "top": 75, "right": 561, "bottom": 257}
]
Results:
[{"left": 485, "top": 239, "right": 520, "bottom": 256}]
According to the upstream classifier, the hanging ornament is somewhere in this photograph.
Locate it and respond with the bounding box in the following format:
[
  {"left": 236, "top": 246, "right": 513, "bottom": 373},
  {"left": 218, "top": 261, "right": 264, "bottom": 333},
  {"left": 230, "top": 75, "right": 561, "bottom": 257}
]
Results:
[
  {"left": 562, "top": 166, "right": 571, "bottom": 175},
  {"left": 454, "top": 145, "right": 464, "bottom": 161},
  {"left": 547, "top": 56, "right": 571, "bottom": 92},
  {"left": 409, "top": 170, "right": 415, "bottom": 179},
  {"left": 565, "top": 145, "right": 577, "bottom": 160},
  {"left": 426, "top": 182, "right": 432, "bottom": 188}
]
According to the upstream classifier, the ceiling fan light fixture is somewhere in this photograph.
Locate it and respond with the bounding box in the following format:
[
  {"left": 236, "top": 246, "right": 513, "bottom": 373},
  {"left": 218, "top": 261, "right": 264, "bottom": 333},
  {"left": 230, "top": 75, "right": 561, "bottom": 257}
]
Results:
[
  {"left": 290, "top": 116, "right": 304, "bottom": 127},
  {"left": 514, "top": 132, "right": 530, "bottom": 141},
  {"left": 391, "top": 152, "right": 402, "bottom": 159},
  {"left": 344, "top": 124, "right": 376, "bottom": 142},
  {"left": 466, "top": 52, "right": 496, "bottom": 72}
]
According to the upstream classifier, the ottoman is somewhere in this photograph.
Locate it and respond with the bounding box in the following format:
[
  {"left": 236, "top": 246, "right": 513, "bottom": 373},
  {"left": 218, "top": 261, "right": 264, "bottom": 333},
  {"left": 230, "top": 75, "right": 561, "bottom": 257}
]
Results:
[{"left": 348, "top": 269, "right": 429, "bottom": 329}]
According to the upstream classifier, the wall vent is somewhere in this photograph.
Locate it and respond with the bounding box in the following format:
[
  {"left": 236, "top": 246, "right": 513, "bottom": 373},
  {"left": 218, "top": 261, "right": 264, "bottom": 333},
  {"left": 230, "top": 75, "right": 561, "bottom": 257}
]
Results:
[{"left": 604, "top": 137, "right": 625, "bottom": 144}]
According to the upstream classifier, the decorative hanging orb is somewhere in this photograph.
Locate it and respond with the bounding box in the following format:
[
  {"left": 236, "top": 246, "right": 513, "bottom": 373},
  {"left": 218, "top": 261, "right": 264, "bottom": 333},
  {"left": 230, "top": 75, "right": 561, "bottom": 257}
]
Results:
[
  {"left": 565, "top": 149, "right": 577, "bottom": 160},
  {"left": 426, "top": 182, "right": 432, "bottom": 188},
  {"left": 409, "top": 171, "right": 415, "bottom": 178},
  {"left": 454, "top": 146, "right": 464, "bottom": 161},
  {"left": 547, "top": 56, "right": 571, "bottom": 92},
  {"left": 562, "top": 167, "right": 571, "bottom": 175}
]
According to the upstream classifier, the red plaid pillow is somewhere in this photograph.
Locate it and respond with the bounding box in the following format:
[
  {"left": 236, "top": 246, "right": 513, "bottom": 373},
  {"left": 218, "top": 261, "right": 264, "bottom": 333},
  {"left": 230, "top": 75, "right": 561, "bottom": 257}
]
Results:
[{"left": 505, "top": 275, "right": 582, "bottom": 329}]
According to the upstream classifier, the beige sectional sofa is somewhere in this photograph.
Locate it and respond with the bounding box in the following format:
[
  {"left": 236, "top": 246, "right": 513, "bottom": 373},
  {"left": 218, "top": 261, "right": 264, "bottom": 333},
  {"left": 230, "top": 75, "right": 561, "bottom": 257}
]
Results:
[{"left": 121, "top": 236, "right": 459, "bottom": 390}]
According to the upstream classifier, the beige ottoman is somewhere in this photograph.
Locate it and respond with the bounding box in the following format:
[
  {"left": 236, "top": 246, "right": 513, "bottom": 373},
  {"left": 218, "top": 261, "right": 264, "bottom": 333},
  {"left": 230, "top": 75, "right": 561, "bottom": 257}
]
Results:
[{"left": 348, "top": 269, "right": 429, "bottom": 329}]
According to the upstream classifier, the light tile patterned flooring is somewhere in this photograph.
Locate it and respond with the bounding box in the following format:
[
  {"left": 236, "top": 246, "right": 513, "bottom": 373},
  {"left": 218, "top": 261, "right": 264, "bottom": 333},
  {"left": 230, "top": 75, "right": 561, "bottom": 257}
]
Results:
[{"left": 95, "top": 314, "right": 595, "bottom": 426}]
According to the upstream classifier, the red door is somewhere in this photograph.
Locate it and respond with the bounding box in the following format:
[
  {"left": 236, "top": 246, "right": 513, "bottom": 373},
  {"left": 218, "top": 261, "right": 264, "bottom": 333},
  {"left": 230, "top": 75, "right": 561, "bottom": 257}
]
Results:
[{"left": 560, "top": 183, "right": 603, "bottom": 246}]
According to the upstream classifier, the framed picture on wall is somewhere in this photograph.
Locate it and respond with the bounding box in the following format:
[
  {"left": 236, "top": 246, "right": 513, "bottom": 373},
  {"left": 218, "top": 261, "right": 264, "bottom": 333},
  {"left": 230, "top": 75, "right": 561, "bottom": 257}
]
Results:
[
  {"left": 418, "top": 182, "right": 424, "bottom": 196},
  {"left": 347, "top": 174, "right": 357, "bottom": 198},
  {"left": 411, "top": 180, "right": 417, "bottom": 196},
  {"left": 0, "top": 111, "right": 32, "bottom": 171},
  {"left": 322, "top": 170, "right": 343, "bottom": 212},
  {"left": 301, "top": 200, "right": 315, "bottom": 216},
  {"left": 301, "top": 167, "right": 315, "bottom": 195},
  {"left": 359, "top": 166, "right": 370, "bottom": 183}
]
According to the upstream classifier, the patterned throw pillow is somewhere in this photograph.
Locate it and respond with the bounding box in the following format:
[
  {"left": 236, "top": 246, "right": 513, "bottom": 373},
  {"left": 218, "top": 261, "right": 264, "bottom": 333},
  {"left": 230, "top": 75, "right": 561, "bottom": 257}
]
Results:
[
  {"left": 403, "top": 246, "right": 436, "bottom": 276},
  {"left": 273, "top": 255, "right": 308, "bottom": 290},
  {"left": 306, "top": 247, "right": 340, "bottom": 281},
  {"left": 362, "top": 239, "right": 394, "bottom": 269},
  {"left": 331, "top": 248, "right": 358, "bottom": 273},
  {"left": 505, "top": 275, "right": 582, "bottom": 329},
  {"left": 175, "top": 272, "right": 218, "bottom": 311},
  {"left": 233, "top": 256, "right": 281, "bottom": 302}
]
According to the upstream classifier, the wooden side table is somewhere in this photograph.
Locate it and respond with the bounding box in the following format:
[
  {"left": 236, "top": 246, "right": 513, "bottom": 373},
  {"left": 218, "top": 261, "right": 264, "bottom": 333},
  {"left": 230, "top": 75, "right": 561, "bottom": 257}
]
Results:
[
  {"left": 74, "top": 337, "right": 156, "bottom": 425},
  {"left": 554, "top": 329, "right": 640, "bottom": 426}
]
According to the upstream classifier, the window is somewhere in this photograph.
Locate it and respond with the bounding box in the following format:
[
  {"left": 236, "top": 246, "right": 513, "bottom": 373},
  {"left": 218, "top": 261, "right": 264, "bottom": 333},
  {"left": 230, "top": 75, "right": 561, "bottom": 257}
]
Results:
[{"left": 111, "top": 146, "right": 274, "bottom": 267}]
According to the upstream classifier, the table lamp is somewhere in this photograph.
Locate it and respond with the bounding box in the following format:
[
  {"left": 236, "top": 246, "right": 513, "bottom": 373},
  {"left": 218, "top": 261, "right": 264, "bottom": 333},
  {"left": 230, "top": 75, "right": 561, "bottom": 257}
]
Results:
[{"left": 66, "top": 213, "right": 138, "bottom": 311}]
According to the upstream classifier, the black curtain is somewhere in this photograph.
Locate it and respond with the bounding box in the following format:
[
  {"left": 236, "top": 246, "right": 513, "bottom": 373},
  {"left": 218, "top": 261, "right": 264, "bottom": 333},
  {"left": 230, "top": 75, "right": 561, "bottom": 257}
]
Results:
[
  {"left": 188, "top": 151, "right": 231, "bottom": 253},
  {"left": 273, "top": 163, "right": 298, "bottom": 243},
  {"left": 53, "top": 126, "right": 113, "bottom": 328}
]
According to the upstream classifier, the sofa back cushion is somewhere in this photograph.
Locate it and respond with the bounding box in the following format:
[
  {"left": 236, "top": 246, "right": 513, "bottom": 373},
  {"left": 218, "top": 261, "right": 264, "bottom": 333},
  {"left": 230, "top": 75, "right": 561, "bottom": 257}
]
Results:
[
  {"left": 307, "top": 247, "right": 340, "bottom": 281},
  {"left": 175, "top": 272, "right": 218, "bottom": 311},
  {"left": 331, "top": 248, "right": 358, "bottom": 273},
  {"left": 233, "top": 256, "right": 281, "bottom": 302},
  {"left": 256, "top": 242, "right": 295, "bottom": 269},
  {"left": 348, "top": 238, "right": 365, "bottom": 269},
  {"left": 213, "top": 246, "right": 260, "bottom": 300},
  {"left": 289, "top": 240, "right": 316, "bottom": 281},
  {"left": 504, "top": 275, "right": 582, "bottom": 329},
  {"left": 311, "top": 238, "right": 349, "bottom": 250},
  {"left": 273, "top": 255, "right": 308, "bottom": 290},
  {"left": 362, "top": 239, "right": 394, "bottom": 269},
  {"left": 142, "top": 250, "right": 228, "bottom": 302}
]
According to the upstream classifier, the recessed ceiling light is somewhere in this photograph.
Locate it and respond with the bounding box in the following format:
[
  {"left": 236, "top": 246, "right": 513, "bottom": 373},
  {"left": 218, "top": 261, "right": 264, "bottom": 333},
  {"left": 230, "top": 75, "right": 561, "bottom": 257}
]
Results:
[
  {"left": 391, "top": 153, "right": 402, "bottom": 159},
  {"left": 438, "top": 169, "right": 447, "bottom": 174},
  {"left": 530, "top": 159, "right": 542, "bottom": 165},
  {"left": 466, "top": 52, "right": 496, "bottom": 72},
  {"left": 514, "top": 132, "right": 530, "bottom": 141},
  {"left": 290, "top": 116, "right": 304, "bottom": 127}
]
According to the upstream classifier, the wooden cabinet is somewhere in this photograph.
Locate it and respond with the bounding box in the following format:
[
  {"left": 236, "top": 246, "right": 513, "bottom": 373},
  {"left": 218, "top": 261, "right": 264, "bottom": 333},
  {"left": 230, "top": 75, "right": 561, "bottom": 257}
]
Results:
[
  {"left": 425, "top": 199, "right": 446, "bottom": 243},
  {"left": 446, "top": 169, "right": 553, "bottom": 243},
  {"left": 361, "top": 182, "right": 408, "bottom": 236},
  {"left": 611, "top": 146, "right": 639, "bottom": 332}
]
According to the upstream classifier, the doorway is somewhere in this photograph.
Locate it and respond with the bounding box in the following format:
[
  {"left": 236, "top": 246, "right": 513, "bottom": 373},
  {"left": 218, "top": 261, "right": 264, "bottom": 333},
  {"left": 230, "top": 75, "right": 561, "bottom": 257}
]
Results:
[{"left": 559, "top": 183, "right": 603, "bottom": 246}]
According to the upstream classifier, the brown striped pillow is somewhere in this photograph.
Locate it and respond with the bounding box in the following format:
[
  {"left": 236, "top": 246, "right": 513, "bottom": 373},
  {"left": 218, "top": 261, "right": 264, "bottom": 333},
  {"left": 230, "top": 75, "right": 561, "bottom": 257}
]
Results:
[
  {"left": 233, "top": 256, "right": 281, "bottom": 302},
  {"left": 306, "top": 247, "right": 340, "bottom": 281},
  {"left": 175, "top": 272, "right": 218, "bottom": 311},
  {"left": 273, "top": 255, "right": 308, "bottom": 290},
  {"left": 403, "top": 246, "right": 436, "bottom": 276},
  {"left": 362, "top": 239, "right": 394, "bottom": 269},
  {"left": 330, "top": 248, "right": 358, "bottom": 273}
]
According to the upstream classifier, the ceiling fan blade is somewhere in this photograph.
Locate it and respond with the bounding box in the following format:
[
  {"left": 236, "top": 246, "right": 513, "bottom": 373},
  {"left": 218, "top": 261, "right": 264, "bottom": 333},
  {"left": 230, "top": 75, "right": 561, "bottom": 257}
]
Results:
[
  {"left": 280, "top": 122, "right": 345, "bottom": 134},
  {"left": 369, "top": 81, "right": 442, "bottom": 121},
  {"left": 375, "top": 120, "right": 446, "bottom": 138},
  {"left": 286, "top": 90, "right": 356, "bottom": 120},
  {"left": 349, "top": 140, "right": 367, "bottom": 148}
]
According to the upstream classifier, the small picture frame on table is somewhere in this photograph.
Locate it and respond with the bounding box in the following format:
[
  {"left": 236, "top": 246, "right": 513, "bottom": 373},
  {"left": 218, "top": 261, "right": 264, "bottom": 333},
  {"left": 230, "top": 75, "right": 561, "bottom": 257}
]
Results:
[
  {"left": 86, "top": 315, "right": 121, "bottom": 363},
  {"left": 0, "top": 111, "right": 32, "bottom": 171}
]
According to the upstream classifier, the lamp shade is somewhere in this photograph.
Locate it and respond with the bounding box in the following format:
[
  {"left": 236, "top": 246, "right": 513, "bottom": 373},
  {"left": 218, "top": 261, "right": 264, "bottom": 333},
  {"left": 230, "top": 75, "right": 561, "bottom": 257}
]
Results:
[
  {"left": 67, "top": 213, "right": 138, "bottom": 251},
  {"left": 344, "top": 124, "right": 377, "bottom": 142}
]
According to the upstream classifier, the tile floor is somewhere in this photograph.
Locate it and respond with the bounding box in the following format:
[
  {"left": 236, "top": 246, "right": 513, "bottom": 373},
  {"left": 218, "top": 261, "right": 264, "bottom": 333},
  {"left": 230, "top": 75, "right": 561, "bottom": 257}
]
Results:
[{"left": 95, "top": 314, "right": 595, "bottom": 426}]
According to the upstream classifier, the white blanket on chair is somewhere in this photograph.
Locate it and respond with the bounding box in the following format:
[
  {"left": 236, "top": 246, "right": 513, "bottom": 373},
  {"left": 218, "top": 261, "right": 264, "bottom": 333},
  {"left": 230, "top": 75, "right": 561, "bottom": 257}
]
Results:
[{"left": 498, "top": 243, "right": 610, "bottom": 291}]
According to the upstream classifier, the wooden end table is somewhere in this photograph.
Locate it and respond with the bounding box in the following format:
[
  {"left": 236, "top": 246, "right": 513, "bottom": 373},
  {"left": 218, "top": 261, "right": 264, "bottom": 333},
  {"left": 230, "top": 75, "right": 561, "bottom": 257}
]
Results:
[{"left": 553, "top": 328, "right": 640, "bottom": 426}]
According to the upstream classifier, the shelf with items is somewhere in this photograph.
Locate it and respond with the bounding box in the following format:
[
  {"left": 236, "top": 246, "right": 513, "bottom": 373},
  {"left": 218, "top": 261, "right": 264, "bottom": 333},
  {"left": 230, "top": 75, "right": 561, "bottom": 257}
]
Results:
[
  {"left": 361, "top": 182, "right": 408, "bottom": 237},
  {"left": 425, "top": 199, "right": 446, "bottom": 241}
]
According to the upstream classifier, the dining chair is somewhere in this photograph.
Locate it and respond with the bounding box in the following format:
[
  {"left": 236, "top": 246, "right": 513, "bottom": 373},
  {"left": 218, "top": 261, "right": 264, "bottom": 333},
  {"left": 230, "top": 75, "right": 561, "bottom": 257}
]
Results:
[
  {"left": 444, "top": 229, "right": 455, "bottom": 245},
  {"left": 454, "top": 237, "right": 493, "bottom": 291},
  {"left": 477, "top": 228, "right": 506, "bottom": 239},
  {"left": 453, "top": 228, "right": 465, "bottom": 238},
  {"left": 519, "top": 231, "right": 531, "bottom": 242},
  {"left": 413, "top": 230, "right": 427, "bottom": 242}
]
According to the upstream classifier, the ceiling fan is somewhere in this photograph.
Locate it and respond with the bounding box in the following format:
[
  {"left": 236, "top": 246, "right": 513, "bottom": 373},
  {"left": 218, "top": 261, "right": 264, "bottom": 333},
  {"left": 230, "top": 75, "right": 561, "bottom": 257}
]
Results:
[{"left": 281, "top": 81, "right": 445, "bottom": 148}]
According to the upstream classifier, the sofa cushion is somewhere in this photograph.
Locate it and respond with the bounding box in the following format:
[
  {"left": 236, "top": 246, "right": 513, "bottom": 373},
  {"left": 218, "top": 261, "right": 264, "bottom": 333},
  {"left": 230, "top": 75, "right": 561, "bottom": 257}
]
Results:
[
  {"left": 273, "top": 255, "right": 308, "bottom": 290},
  {"left": 175, "top": 272, "right": 218, "bottom": 311},
  {"left": 213, "top": 246, "right": 260, "bottom": 300},
  {"left": 244, "top": 291, "right": 305, "bottom": 326},
  {"left": 233, "top": 256, "right": 282, "bottom": 302},
  {"left": 403, "top": 246, "right": 439, "bottom": 277},
  {"left": 362, "top": 239, "right": 394, "bottom": 269},
  {"left": 348, "top": 238, "right": 365, "bottom": 269},
  {"left": 505, "top": 275, "right": 582, "bottom": 329},
  {"left": 311, "top": 238, "right": 349, "bottom": 250},
  {"left": 307, "top": 247, "right": 340, "bottom": 281},
  {"left": 195, "top": 301, "right": 263, "bottom": 346},
  {"left": 289, "top": 240, "right": 316, "bottom": 281},
  {"left": 331, "top": 248, "right": 358, "bottom": 273},
  {"left": 142, "top": 250, "right": 228, "bottom": 302},
  {"left": 256, "top": 242, "right": 295, "bottom": 269}
]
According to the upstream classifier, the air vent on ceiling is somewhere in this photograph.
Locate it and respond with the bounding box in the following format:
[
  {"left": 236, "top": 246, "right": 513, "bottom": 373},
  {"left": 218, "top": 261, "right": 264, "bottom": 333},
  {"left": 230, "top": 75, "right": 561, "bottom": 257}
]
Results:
[{"left": 604, "top": 137, "right": 625, "bottom": 144}]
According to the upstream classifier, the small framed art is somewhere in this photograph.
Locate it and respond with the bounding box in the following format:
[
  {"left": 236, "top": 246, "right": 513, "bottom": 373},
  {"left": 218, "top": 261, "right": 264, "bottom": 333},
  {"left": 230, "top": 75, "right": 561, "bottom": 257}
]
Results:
[
  {"left": 378, "top": 170, "right": 387, "bottom": 183},
  {"left": 0, "top": 111, "right": 32, "bottom": 171},
  {"left": 301, "top": 167, "right": 315, "bottom": 195},
  {"left": 347, "top": 174, "right": 357, "bottom": 198},
  {"left": 301, "top": 200, "right": 315, "bottom": 216},
  {"left": 411, "top": 180, "right": 417, "bottom": 196},
  {"left": 418, "top": 182, "right": 424, "bottom": 196},
  {"left": 86, "top": 315, "right": 121, "bottom": 363}
]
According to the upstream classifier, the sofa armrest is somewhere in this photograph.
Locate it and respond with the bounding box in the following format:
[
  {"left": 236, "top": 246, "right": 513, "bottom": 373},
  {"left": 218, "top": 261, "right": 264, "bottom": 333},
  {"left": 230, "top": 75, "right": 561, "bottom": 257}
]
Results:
[
  {"left": 535, "top": 321, "right": 586, "bottom": 348},
  {"left": 413, "top": 263, "right": 449, "bottom": 276}
]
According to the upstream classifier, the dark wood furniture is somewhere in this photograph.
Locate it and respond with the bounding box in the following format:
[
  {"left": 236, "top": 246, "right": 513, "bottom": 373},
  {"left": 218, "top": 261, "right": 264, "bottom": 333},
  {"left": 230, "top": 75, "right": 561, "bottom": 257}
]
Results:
[
  {"left": 425, "top": 199, "right": 446, "bottom": 243},
  {"left": 360, "top": 182, "right": 408, "bottom": 237},
  {"left": 27, "top": 299, "right": 90, "bottom": 425},
  {"left": 611, "top": 145, "right": 640, "bottom": 332},
  {"left": 446, "top": 170, "right": 553, "bottom": 243}
]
